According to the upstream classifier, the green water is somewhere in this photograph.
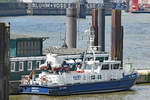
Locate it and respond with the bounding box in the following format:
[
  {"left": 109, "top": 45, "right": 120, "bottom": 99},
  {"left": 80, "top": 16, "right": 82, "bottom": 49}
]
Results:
[{"left": 10, "top": 84, "right": 150, "bottom": 100}]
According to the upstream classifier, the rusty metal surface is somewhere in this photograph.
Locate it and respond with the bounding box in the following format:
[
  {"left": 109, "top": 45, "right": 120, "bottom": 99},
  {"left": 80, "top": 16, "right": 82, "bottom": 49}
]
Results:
[
  {"left": 92, "top": 9, "right": 98, "bottom": 46},
  {"left": 120, "top": 26, "right": 124, "bottom": 66},
  {"left": 111, "top": 10, "right": 123, "bottom": 64}
]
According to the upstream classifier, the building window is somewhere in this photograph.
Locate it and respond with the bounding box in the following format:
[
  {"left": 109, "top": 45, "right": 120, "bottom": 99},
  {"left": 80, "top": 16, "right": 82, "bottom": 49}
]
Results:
[
  {"left": 11, "top": 62, "right": 15, "bottom": 72},
  {"left": 19, "top": 62, "right": 24, "bottom": 71},
  {"left": 36, "top": 61, "right": 41, "bottom": 70},
  {"left": 28, "top": 61, "right": 32, "bottom": 71}
]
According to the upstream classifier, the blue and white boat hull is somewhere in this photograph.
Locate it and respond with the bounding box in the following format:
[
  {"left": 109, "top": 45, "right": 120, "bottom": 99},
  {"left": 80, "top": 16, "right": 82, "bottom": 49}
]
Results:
[{"left": 20, "top": 73, "right": 138, "bottom": 96}]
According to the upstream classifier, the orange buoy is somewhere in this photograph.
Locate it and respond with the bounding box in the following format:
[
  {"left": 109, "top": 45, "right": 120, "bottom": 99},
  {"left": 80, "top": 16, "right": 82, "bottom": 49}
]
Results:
[{"left": 42, "top": 75, "right": 48, "bottom": 84}]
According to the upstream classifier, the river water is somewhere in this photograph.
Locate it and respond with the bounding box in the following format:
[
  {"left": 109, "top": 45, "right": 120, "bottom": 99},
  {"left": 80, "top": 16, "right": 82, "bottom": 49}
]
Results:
[
  {"left": 9, "top": 84, "right": 150, "bottom": 100},
  {"left": 1, "top": 12, "right": 150, "bottom": 100},
  {"left": 1, "top": 12, "right": 150, "bottom": 69}
]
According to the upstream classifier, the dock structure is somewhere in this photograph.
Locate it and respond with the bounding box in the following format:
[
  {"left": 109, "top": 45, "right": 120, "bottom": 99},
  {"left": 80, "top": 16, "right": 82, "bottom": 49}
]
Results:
[
  {"left": 0, "top": 23, "right": 10, "bottom": 100},
  {"left": 0, "top": 1, "right": 113, "bottom": 17},
  {"left": 66, "top": 8, "right": 77, "bottom": 48},
  {"left": 98, "top": 8, "right": 105, "bottom": 52},
  {"left": 76, "top": 0, "right": 87, "bottom": 18},
  {"left": 136, "top": 70, "right": 150, "bottom": 84},
  {"left": 92, "top": 9, "right": 98, "bottom": 47},
  {"left": 91, "top": 8, "right": 105, "bottom": 52},
  {"left": 111, "top": 9, "right": 123, "bottom": 66}
]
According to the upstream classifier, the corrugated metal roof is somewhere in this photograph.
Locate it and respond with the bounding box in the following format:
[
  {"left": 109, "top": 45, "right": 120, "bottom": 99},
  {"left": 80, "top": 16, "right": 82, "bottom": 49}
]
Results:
[
  {"left": 10, "top": 56, "right": 46, "bottom": 61},
  {"left": 10, "top": 34, "right": 49, "bottom": 40},
  {"left": 43, "top": 46, "right": 108, "bottom": 55},
  {"left": 43, "top": 47, "right": 84, "bottom": 55}
]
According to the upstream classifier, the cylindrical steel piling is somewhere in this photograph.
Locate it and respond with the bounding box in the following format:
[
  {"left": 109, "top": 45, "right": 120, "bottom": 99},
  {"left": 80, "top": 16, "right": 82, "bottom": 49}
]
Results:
[
  {"left": 66, "top": 8, "right": 77, "bottom": 48},
  {"left": 111, "top": 9, "right": 123, "bottom": 66},
  {"left": 120, "top": 26, "right": 124, "bottom": 66},
  {"left": 98, "top": 8, "right": 105, "bottom": 52},
  {"left": 92, "top": 9, "right": 98, "bottom": 46},
  {"left": 0, "top": 23, "right": 10, "bottom": 100},
  {"left": 89, "top": 26, "right": 95, "bottom": 47}
]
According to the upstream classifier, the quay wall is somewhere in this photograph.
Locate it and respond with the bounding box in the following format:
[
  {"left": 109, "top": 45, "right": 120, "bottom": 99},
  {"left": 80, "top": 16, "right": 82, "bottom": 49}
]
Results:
[
  {"left": 0, "top": 3, "right": 27, "bottom": 16},
  {"left": 9, "top": 81, "right": 21, "bottom": 95},
  {"left": 0, "top": 2, "right": 112, "bottom": 16},
  {"left": 0, "top": 10, "right": 27, "bottom": 16},
  {"left": 136, "top": 70, "right": 150, "bottom": 84},
  {"left": 31, "top": 8, "right": 66, "bottom": 15}
]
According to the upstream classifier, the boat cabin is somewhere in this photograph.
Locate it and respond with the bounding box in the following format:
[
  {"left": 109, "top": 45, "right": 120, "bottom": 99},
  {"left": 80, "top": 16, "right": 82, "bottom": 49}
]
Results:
[{"left": 26, "top": 60, "right": 124, "bottom": 86}]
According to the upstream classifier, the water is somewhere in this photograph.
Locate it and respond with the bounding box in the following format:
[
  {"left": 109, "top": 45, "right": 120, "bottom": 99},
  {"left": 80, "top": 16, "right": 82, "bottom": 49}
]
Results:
[
  {"left": 1, "top": 12, "right": 150, "bottom": 100},
  {"left": 1, "top": 13, "right": 150, "bottom": 68},
  {"left": 9, "top": 84, "right": 150, "bottom": 100}
]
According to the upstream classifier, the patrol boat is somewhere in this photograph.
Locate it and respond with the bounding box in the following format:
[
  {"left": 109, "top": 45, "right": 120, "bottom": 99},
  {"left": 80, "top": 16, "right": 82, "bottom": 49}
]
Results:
[{"left": 19, "top": 30, "right": 138, "bottom": 96}]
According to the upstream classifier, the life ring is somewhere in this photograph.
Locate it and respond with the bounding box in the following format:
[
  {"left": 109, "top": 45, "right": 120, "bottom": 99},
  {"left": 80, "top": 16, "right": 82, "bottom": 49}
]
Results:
[
  {"left": 42, "top": 75, "right": 48, "bottom": 84},
  {"left": 24, "top": 75, "right": 30, "bottom": 83}
]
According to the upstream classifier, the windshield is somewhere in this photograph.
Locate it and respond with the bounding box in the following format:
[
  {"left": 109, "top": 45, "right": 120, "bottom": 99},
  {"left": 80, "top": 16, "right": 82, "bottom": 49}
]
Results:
[
  {"left": 85, "top": 63, "right": 99, "bottom": 70},
  {"left": 85, "top": 64, "right": 92, "bottom": 70}
]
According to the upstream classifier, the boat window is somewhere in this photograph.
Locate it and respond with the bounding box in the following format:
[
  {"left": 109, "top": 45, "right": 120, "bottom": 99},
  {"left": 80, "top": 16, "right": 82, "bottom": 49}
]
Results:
[
  {"left": 85, "top": 64, "right": 92, "bottom": 70},
  {"left": 97, "top": 75, "right": 101, "bottom": 80},
  {"left": 113, "top": 64, "right": 120, "bottom": 69},
  {"left": 91, "top": 75, "right": 95, "bottom": 80},
  {"left": 94, "top": 64, "right": 99, "bottom": 69},
  {"left": 104, "top": 57, "right": 109, "bottom": 60},
  {"left": 88, "top": 58, "right": 92, "bottom": 61},
  {"left": 96, "top": 57, "right": 103, "bottom": 62},
  {"left": 101, "top": 64, "right": 109, "bottom": 70},
  {"left": 111, "top": 64, "right": 113, "bottom": 70}
]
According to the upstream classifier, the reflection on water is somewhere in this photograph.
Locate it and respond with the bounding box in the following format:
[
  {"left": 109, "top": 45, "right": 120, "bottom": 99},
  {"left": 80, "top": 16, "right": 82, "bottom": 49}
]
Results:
[{"left": 10, "top": 84, "right": 150, "bottom": 100}]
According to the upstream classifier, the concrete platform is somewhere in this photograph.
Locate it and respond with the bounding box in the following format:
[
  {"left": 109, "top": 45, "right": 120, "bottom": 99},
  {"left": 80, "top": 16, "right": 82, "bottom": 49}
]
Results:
[{"left": 136, "top": 69, "right": 150, "bottom": 84}]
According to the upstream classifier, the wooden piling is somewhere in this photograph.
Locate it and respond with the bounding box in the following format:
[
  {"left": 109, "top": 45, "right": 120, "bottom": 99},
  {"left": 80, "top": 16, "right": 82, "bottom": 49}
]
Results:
[
  {"left": 111, "top": 10, "right": 123, "bottom": 66},
  {"left": 0, "top": 23, "right": 10, "bottom": 100}
]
